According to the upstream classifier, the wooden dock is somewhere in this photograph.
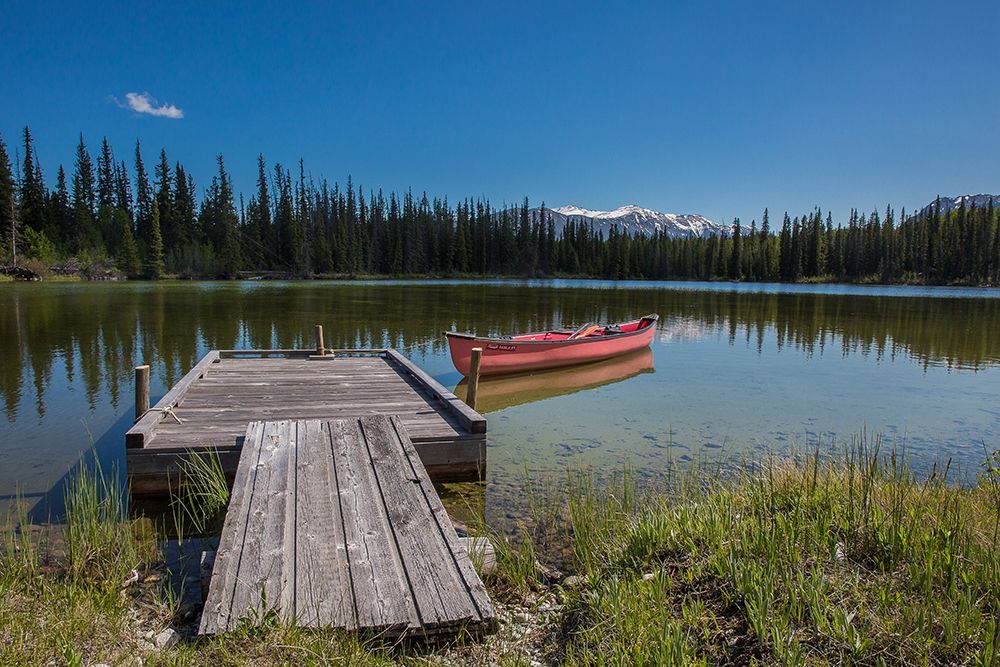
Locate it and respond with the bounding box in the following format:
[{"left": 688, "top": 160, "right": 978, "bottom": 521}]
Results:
[
  {"left": 199, "top": 416, "right": 495, "bottom": 637},
  {"left": 126, "top": 349, "right": 487, "bottom": 495}
]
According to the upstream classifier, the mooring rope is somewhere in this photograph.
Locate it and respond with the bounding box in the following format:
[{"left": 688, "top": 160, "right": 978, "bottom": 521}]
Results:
[{"left": 141, "top": 406, "right": 184, "bottom": 424}]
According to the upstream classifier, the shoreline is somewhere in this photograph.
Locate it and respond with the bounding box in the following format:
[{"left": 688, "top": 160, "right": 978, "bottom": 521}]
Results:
[
  {"left": 2, "top": 269, "right": 998, "bottom": 289},
  {"left": 4, "top": 441, "right": 999, "bottom": 665}
]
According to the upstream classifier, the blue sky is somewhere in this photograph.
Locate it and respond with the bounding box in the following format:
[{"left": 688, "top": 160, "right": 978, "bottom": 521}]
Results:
[{"left": 2, "top": 1, "right": 998, "bottom": 225}]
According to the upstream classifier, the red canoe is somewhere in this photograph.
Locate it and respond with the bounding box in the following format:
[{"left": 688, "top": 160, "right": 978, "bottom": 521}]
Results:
[{"left": 446, "top": 314, "right": 659, "bottom": 376}]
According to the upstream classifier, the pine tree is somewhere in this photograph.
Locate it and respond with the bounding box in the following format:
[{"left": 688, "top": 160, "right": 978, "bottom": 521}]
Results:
[
  {"left": 19, "top": 127, "right": 48, "bottom": 238},
  {"left": 52, "top": 166, "right": 72, "bottom": 247},
  {"left": 70, "top": 134, "right": 97, "bottom": 253},
  {"left": 134, "top": 142, "right": 153, "bottom": 261},
  {"left": 809, "top": 210, "right": 824, "bottom": 277},
  {"left": 881, "top": 205, "right": 895, "bottom": 281},
  {"left": 215, "top": 155, "right": 242, "bottom": 277},
  {"left": 991, "top": 200, "right": 1000, "bottom": 285},
  {"left": 144, "top": 197, "right": 165, "bottom": 279},
  {"left": 249, "top": 154, "right": 272, "bottom": 267},
  {"left": 824, "top": 212, "right": 837, "bottom": 276},
  {"left": 274, "top": 165, "right": 300, "bottom": 270},
  {"left": 790, "top": 218, "right": 802, "bottom": 280},
  {"left": 96, "top": 138, "right": 115, "bottom": 211},
  {"left": 518, "top": 196, "right": 536, "bottom": 274},
  {"left": 0, "top": 135, "right": 16, "bottom": 262},
  {"left": 95, "top": 139, "right": 117, "bottom": 249},
  {"left": 155, "top": 149, "right": 175, "bottom": 250},
  {"left": 115, "top": 160, "right": 133, "bottom": 216},
  {"left": 779, "top": 213, "right": 792, "bottom": 280},
  {"left": 115, "top": 208, "right": 140, "bottom": 277},
  {"left": 714, "top": 231, "right": 726, "bottom": 278},
  {"left": 760, "top": 208, "right": 776, "bottom": 280},
  {"left": 173, "top": 164, "right": 197, "bottom": 250},
  {"left": 729, "top": 218, "right": 742, "bottom": 279}
]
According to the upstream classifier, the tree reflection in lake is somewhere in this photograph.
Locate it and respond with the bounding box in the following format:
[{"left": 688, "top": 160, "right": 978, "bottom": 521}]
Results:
[{"left": 1, "top": 280, "right": 998, "bottom": 518}]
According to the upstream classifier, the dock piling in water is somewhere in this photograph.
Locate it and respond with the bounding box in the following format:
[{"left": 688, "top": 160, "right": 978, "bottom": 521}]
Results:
[
  {"left": 314, "top": 324, "right": 326, "bottom": 356},
  {"left": 466, "top": 347, "right": 482, "bottom": 410},
  {"left": 134, "top": 365, "right": 150, "bottom": 423}
]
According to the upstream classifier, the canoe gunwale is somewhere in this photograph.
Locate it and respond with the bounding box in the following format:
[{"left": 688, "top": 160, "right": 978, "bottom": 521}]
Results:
[{"left": 444, "top": 314, "right": 659, "bottom": 347}]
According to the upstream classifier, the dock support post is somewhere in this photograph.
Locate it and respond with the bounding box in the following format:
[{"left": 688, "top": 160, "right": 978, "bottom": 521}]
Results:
[
  {"left": 135, "top": 365, "right": 150, "bottom": 423},
  {"left": 315, "top": 324, "right": 326, "bottom": 356},
  {"left": 467, "top": 347, "right": 482, "bottom": 410}
]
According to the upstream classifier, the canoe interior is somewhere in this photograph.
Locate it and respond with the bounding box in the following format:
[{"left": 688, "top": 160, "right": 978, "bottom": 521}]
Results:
[{"left": 511, "top": 315, "right": 658, "bottom": 342}]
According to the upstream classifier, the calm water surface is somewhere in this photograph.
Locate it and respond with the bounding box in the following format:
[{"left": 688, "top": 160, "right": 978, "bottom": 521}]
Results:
[{"left": 2, "top": 280, "right": 999, "bottom": 522}]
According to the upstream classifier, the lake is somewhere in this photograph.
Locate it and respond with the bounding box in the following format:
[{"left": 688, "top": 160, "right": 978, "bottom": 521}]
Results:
[{"left": 2, "top": 280, "right": 999, "bottom": 523}]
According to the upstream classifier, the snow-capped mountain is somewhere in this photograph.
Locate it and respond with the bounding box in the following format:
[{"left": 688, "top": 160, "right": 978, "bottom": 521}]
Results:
[
  {"left": 919, "top": 194, "right": 1000, "bottom": 216},
  {"left": 531, "top": 204, "right": 729, "bottom": 238}
]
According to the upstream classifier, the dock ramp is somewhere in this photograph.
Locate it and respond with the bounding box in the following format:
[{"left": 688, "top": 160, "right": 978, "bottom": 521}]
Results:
[{"left": 199, "top": 415, "right": 495, "bottom": 637}]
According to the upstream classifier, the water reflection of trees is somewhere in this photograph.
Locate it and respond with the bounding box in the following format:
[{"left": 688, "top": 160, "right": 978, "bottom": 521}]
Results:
[{"left": 1, "top": 283, "right": 998, "bottom": 421}]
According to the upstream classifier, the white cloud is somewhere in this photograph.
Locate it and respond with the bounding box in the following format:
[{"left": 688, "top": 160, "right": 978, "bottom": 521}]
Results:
[{"left": 120, "top": 92, "right": 184, "bottom": 119}]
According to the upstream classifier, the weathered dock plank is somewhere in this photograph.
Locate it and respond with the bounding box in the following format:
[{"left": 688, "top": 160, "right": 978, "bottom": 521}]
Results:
[
  {"left": 294, "top": 420, "right": 355, "bottom": 628},
  {"left": 199, "top": 416, "right": 496, "bottom": 637},
  {"left": 199, "top": 421, "right": 265, "bottom": 635},
  {"left": 126, "top": 350, "right": 487, "bottom": 494}
]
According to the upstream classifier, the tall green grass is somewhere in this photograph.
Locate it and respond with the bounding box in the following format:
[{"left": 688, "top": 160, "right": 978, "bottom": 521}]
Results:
[
  {"left": 496, "top": 433, "right": 1000, "bottom": 665},
  {"left": 171, "top": 449, "right": 231, "bottom": 540},
  {"left": 0, "top": 452, "right": 164, "bottom": 666},
  {"left": 63, "top": 454, "right": 156, "bottom": 583}
]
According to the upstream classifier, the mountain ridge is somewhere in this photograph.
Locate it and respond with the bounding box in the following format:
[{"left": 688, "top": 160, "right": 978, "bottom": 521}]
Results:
[
  {"left": 530, "top": 204, "right": 729, "bottom": 238},
  {"left": 918, "top": 194, "right": 1000, "bottom": 216}
]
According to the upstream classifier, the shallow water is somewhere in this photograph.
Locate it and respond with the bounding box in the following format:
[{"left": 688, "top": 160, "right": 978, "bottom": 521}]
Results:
[{"left": 1, "top": 280, "right": 998, "bottom": 522}]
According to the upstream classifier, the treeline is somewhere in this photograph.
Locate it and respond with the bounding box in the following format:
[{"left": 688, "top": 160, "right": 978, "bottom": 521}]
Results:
[
  {"left": 0, "top": 128, "right": 997, "bottom": 284},
  {"left": 595, "top": 202, "right": 1000, "bottom": 285}
]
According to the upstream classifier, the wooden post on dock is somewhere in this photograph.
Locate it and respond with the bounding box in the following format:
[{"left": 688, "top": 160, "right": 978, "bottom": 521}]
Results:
[
  {"left": 135, "top": 365, "right": 150, "bottom": 423},
  {"left": 315, "top": 324, "right": 326, "bottom": 356},
  {"left": 467, "top": 347, "right": 482, "bottom": 410}
]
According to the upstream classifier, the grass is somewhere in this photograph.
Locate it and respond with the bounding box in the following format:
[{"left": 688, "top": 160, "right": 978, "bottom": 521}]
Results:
[
  {"left": 3, "top": 435, "right": 1000, "bottom": 665},
  {"left": 536, "top": 436, "right": 1000, "bottom": 666},
  {"left": 0, "top": 455, "right": 165, "bottom": 666},
  {"left": 171, "top": 449, "right": 231, "bottom": 538}
]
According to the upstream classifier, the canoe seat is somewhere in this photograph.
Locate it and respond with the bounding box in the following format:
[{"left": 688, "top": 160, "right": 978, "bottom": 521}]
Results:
[{"left": 568, "top": 323, "right": 601, "bottom": 340}]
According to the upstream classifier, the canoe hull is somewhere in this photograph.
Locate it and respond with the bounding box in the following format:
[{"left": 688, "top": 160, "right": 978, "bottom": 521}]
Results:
[{"left": 446, "top": 315, "right": 658, "bottom": 376}]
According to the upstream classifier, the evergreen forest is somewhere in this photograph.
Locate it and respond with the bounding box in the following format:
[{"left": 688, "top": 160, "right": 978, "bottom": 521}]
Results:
[{"left": 1, "top": 128, "right": 997, "bottom": 285}]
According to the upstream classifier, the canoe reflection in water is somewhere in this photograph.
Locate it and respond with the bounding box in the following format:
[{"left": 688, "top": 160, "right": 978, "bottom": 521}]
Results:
[{"left": 452, "top": 347, "right": 654, "bottom": 413}]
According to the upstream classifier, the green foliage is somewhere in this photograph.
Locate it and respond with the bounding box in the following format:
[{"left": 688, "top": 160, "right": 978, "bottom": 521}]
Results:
[
  {"left": 563, "top": 574, "right": 706, "bottom": 666},
  {"left": 63, "top": 454, "right": 153, "bottom": 584},
  {"left": 70, "top": 133, "right": 97, "bottom": 254},
  {"left": 4, "top": 127, "right": 999, "bottom": 285},
  {"left": 4, "top": 438, "right": 1000, "bottom": 665},
  {"left": 0, "top": 135, "right": 15, "bottom": 259},
  {"left": 22, "top": 225, "right": 55, "bottom": 262},
  {"left": 113, "top": 208, "right": 140, "bottom": 277},
  {"left": 18, "top": 127, "right": 48, "bottom": 239},
  {"left": 535, "top": 439, "right": 1000, "bottom": 665},
  {"left": 144, "top": 197, "right": 164, "bottom": 279},
  {"left": 171, "top": 449, "right": 230, "bottom": 537}
]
